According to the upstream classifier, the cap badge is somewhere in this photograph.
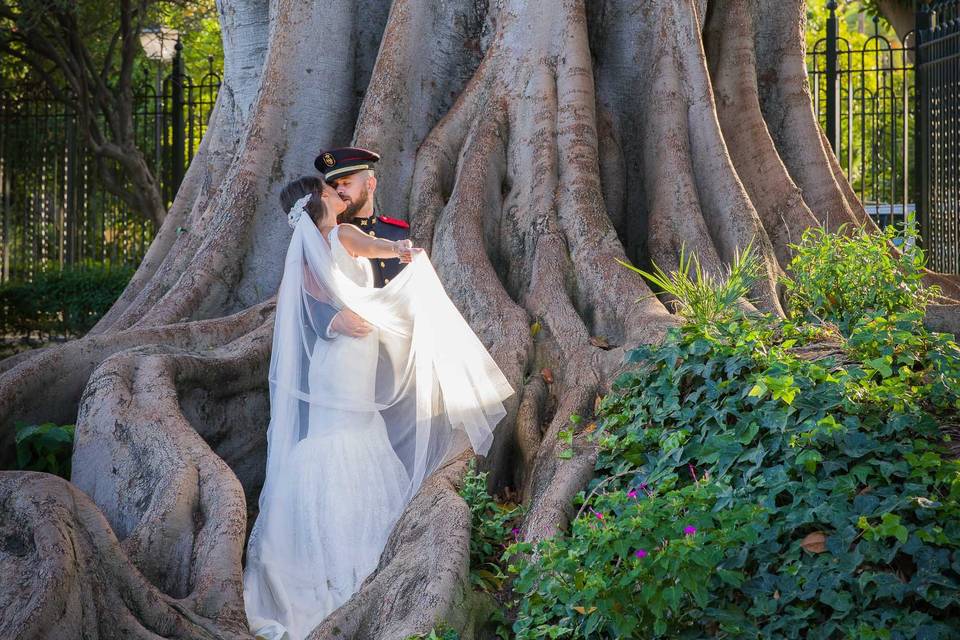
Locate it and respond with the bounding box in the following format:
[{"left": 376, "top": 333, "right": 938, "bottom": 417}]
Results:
[{"left": 322, "top": 153, "right": 335, "bottom": 167}]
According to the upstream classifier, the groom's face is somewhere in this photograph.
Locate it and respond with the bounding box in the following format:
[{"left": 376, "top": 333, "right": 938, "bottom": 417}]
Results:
[{"left": 332, "top": 171, "right": 376, "bottom": 219}]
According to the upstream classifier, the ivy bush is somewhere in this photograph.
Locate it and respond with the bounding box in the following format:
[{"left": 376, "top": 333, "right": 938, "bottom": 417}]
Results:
[
  {"left": 503, "top": 231, "right": 960, "bottom": 639},
  {"left": 460, "top": 457, "right": 526, "bottom": 594}
]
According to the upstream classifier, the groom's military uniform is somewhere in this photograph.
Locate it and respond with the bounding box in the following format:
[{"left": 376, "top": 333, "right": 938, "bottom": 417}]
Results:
[
  {"left": 350, "top": 214, "right": 409, "bottom": 288},
  {"left": 308, "top": 146, "right": 411, "bottom": 339},
  {"left": 305, "top": 147, "right": 416, "bottom": 468}
]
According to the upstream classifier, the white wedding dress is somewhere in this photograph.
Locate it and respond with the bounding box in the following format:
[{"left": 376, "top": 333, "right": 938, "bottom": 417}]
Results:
[{"left": 243, "top": 226, "right": 411, "bottom": 640}]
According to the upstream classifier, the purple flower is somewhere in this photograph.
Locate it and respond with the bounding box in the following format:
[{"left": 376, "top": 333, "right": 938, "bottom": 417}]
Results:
[
  {"left": 627, "top": 489, "right": 638, "bottom": 499},
  {"left": 683, "top": 525, "right": 697, "bottom": 536},
  {"left": 511, "top": 527, "right": 520, "bottom": 538},
  {"left": 634, "top": 548, "right": 648, "bottom": 559},
  {"left": 639, "top": 483, "right": 648, "bottom": 490}
]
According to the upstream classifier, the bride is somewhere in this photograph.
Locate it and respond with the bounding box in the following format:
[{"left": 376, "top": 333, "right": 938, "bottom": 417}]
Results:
[{"left": 242, "top": 177, "right": 514, "bottom": 640}]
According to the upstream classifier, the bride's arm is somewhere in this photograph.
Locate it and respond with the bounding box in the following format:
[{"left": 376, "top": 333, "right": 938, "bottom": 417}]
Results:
[{"left": 337, "top": 223, "right": 410, "bottom": 260}]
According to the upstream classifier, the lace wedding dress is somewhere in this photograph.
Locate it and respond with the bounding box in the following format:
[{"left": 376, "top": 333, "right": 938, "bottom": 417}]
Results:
[{"left": 243, "top": 226, "right": 411, "bottom": 640}]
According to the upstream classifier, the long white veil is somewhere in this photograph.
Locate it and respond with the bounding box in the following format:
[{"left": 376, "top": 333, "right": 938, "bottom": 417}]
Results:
[{"left": 260, "top": 212, "right": 515, "bottom": 512}]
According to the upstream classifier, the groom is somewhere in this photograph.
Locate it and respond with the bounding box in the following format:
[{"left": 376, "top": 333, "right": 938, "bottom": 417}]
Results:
[{"left": 310, "top": 146, "right": 411, "bottom": 340}]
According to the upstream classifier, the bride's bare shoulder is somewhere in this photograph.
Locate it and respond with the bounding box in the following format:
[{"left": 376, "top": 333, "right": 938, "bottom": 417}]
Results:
[
  {"left": 334, "top": 223, "right": 363, "bottom": 256},
  {"left": 335, "top": 222, "right": 362, "bottom": 236}
]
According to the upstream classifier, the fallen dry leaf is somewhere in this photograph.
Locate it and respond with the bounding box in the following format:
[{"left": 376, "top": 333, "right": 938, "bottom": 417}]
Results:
[
  {"left": 541, "top": 367, "right": 554, "bottom": 384},
  {"left": 589, "top": 335, "right": 612, "bottom": 349},
  {"left": 800, "top": 531, "right": 828, "bottom": 554}
]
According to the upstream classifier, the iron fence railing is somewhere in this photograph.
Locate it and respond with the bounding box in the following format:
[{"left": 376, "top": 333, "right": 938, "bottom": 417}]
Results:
[
  {"left": 807, "top": 7, "right": 915, "bottom": 231},
  {"left": 917, "top": 0, "right": 960, "bottom": 273},
  {"left": 0, "top": 44, "right": 220, "bottom": 284}
]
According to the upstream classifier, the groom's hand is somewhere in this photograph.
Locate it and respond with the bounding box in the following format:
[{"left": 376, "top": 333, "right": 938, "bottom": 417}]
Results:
[{"left": 331, "top": 308, "right": 372, "bottom": 338}]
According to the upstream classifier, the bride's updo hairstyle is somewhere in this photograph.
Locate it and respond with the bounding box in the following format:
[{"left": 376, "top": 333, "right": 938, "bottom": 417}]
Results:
[{"left": 279, "top": 176, "right": 328, "bottom": 224}]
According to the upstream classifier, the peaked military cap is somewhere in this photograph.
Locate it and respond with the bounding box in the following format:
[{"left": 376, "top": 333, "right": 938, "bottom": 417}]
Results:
[{"left": 314, "top": 146, "right": 381, "bottom": 182}]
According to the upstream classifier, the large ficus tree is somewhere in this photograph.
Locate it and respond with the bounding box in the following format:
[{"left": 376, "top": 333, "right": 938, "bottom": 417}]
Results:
[{"left": 1, "top": 0, "right": 958, "bottom": 638}]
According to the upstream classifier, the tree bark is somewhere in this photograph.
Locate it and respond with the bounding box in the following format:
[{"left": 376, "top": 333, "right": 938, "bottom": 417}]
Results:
[
  {"left": 1, "top": 1, "right": 955, "bottom": 638},
  {"left": 876, "top": 0, "right": 915, "bottom": 47}
]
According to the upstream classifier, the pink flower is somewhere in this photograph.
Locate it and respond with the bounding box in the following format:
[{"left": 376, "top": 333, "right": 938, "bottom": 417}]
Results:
[
  {"left": 683, "top": 525, "right": 697, "bottom": 536},
  {"left": 634, "top": 548, "right": 648, "bottom": 559},
  {"left": 627, "top": 489, "right": 638, "bottom": 499},
  {"left": 592, "top": 509, "right": 604, "bottom": 520}
]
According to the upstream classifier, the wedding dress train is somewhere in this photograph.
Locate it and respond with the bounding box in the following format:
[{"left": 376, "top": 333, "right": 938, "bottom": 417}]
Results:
[{"left": 243, "top": 226, "right": 411, "bottom": 640}]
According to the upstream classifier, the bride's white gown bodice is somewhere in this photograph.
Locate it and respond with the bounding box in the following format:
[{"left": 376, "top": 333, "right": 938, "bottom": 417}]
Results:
[{"left": 243, "top": 225, "right": 410, "bottom": 640}]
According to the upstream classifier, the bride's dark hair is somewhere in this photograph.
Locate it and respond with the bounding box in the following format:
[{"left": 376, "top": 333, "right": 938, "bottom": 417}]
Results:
[{"left": 279, "top": 176, "right": 328, "bottom": 223}]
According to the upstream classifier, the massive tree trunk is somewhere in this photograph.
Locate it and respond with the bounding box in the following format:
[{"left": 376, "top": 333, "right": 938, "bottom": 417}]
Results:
[{"left": 2, "top": 0, "right": 956, "bottom": 638}]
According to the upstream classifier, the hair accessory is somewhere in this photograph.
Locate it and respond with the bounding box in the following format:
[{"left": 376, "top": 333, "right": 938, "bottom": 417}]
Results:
[{"left": 288, "top": 193, "right": 312, "bottom": 229}]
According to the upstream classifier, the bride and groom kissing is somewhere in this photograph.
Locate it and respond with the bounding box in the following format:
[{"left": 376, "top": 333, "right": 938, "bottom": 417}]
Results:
[{"left": 242, "top": 147, "right": 515, "bottom": 640}]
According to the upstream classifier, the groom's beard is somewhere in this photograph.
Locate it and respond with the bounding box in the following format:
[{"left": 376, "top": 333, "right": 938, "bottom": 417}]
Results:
[{"left": 342, "top": 187, "right": 370, "bottom": 219}]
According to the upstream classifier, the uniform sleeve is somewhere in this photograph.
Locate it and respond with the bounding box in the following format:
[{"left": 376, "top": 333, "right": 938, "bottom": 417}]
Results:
[{"left": 305, "top": 296, "right": 340, "bottom": 341}]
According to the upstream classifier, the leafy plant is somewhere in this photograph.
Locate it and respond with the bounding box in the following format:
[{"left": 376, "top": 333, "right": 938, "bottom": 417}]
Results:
[
  {"left": 404, "top": 623, "right": 460, "bottom": 640},
  {"left": 404, "top": 623, "right": 462, "bottom": 640},
  {"left": 506, "top": 229, "right": 960, "bottom": 639},
  {"left": 617, "top": 240, "right": 762, "bottom": 325},
  {"left": 783, "top": 224, "right": 938, "bottom": 334},
  {"left": 14, "top": 420, "right": 75, "bottom": 478},
  {"left": 459, "top": 457, "right": 526, "bottom": 593}
]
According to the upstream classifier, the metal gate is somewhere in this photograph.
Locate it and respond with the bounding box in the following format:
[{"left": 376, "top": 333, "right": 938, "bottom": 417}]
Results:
[
  {"left": 0, "top": 47, "right": 220, "bottom": 284},
  {"left": 807, "top": 6, "right": 916, "bottom": 231},
  {"left": 916, "top": 0, "right": 960, "bottom": 273}
]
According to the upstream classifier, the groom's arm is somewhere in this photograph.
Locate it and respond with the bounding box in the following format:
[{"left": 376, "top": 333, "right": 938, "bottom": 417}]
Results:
[
  {"left": 306, "top": 297, "right": 340, "bottom": 340},
  {"left": 306, "top": 297, "right": 373, "bottom": 339}
]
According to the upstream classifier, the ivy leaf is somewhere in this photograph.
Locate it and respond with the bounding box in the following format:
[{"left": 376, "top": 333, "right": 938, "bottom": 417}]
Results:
[
  {"left": 876, "top": 513, "right": 909, "bottom": 544},
  {"left": 530, "top": 321, "right": 542, "bottom": 337},
  {"left": 796, "top": 450, "right": 823, "bottom": 474},
  {"left": 865, "top": 357, "right": 893, "bottom": 378}
]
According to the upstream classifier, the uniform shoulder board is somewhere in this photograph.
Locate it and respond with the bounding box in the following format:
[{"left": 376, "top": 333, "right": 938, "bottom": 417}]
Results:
[{"left": 378, "top": 215, "right": 410, "bottom": 229}]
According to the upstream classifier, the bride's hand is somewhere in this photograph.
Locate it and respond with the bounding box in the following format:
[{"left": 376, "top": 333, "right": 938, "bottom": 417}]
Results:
[{"left": 393, "top": 239, "right": 421, "bottom": 263}]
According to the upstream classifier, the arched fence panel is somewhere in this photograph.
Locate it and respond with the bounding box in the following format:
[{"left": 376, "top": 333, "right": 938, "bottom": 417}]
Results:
[{"left": 0, "top": 51, "right": 221, "bottom": 285}]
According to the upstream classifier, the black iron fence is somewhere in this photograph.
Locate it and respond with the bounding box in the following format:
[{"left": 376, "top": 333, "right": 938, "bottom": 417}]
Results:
[
  {"left": 808, "top": 1, "right": 960, "bottom": 272},
  {"left": 807, "top": 6, "right": 916, "bottom": 230},
  {"left": 0, "top": 43, "right": 220, "bottom": 285},
  {"left": 917, "top": 0, "right": 960, "bottom": 273}
]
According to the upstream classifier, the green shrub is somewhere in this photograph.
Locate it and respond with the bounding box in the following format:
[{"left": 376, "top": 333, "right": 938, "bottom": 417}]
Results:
[
  {"left": 404, "top": 624, "right": 461, "bottom": 640},
  {"left": 0, "top": 261, "right": 134, "bottom": 338},
  {"left": 504, "top": 232, "right": 960, "bottom": 639},
  {"left": 784, "top": 225, "right": 938, "bottom": 333},
  {"left": 14, "top": 420, "right": 75, "bottom": 478},
  {"left": 460, "top": 457, "right": 526, "bottom": 594}
]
